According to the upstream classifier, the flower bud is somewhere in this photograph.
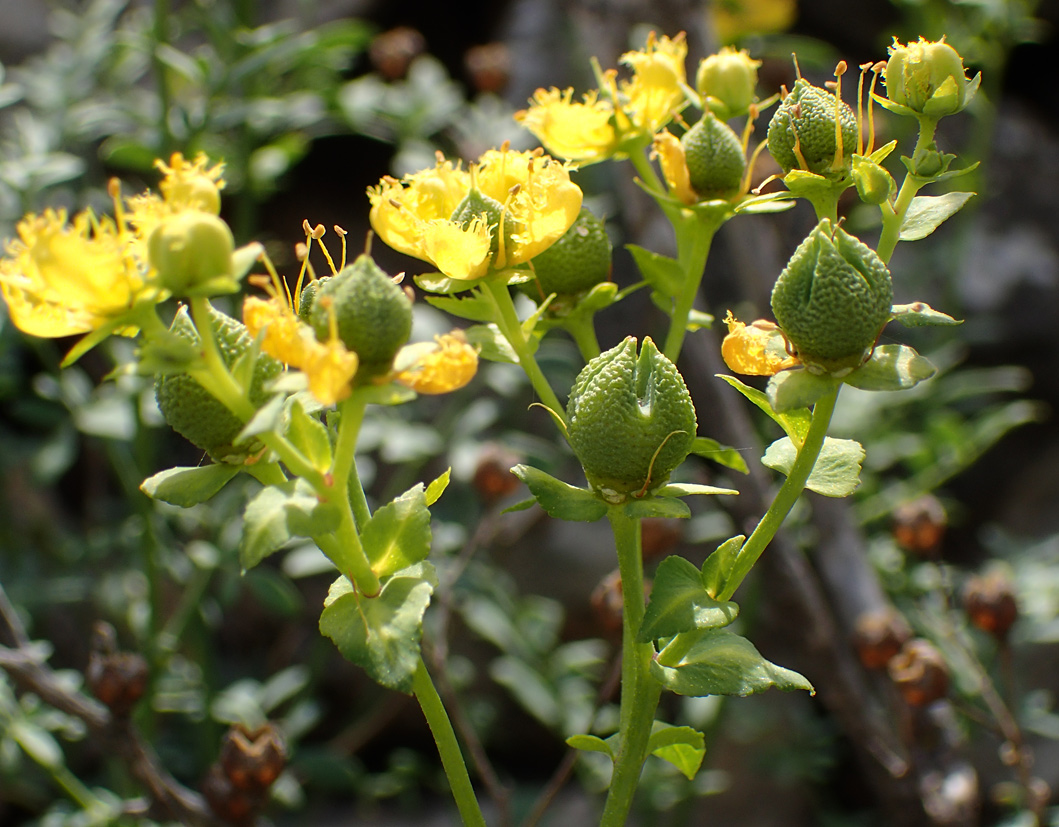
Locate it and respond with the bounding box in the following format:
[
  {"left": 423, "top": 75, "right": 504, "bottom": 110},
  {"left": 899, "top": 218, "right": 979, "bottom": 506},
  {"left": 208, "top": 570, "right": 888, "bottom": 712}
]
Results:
[
  {"left": 566, "top": 336, "right": 696, "bottom": 501},
  {"left": 766, "top": 78, "right": 858, "bottom": 180},
  {"left": 524, "top": 207, "right": 612, "bottom": 297},
  {"left": 308, "top": 254, "right": 413, "bottom": 378},
  {"left": 884, "top": 38, "right": 972, "bottom": 118},
  {"left": 770, "top": 219, "right": 893, "bottom": 373},
  {"left": 852, "top": 156, "right": 895, "bottom": 205},
  {"left": 148, "top": 211, "right": 235, "bottom": 295},
  {"left": 154, "top": 303, "right": 282, "bottom": 463},
  {"left": 450, "top": 186, "right": 514, "bottom": 258},
  {"left": 681, "top": 112, "right": 746, "bottom": 199},
  {"left": 696, "top": 47, "right": 760, "bottom": 118}
]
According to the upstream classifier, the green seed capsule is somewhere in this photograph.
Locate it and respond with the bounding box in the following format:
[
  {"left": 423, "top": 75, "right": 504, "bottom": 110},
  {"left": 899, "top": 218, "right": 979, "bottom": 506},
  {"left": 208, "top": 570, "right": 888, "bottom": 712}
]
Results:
[
  {"left": 155, "top": 303, "right": 282, "bottom": 463},
  {"left": 308, "top": 254, "right": 412, "bottom": 377},
  {"left": 148, "top": 211, "right": 235, "bottom": 295},
  {"left": 566, "top": 337, "right": 696, "bottom": 500},
  {"left": 766, "top": 78, "right": 858, "bottom": 180},
  {"left": 770, "top": 219, "right": 893, "bottom": 373},
  {"left": 682, "top": 111, "right": 747, "bottom": 199},
  {"left": 523, "top": 208, "right": 612, "bottom": 297},
  {"left": 450, "top": 187, "right": 515, "bottom": 258}
]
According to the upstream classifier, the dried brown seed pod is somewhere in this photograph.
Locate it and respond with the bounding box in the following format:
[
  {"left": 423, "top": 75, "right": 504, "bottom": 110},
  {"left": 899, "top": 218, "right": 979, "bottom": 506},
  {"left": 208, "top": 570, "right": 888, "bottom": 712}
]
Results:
[{"left": 888, "top": 638, "right": 949, "bottom": 707}]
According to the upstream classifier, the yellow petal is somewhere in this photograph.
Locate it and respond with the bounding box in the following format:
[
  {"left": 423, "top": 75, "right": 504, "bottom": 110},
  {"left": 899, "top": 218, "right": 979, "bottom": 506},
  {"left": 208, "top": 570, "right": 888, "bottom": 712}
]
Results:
[
  {"left": 619, "top": 32, "right": 688, "bottom": 133},
  {"left": 515, "top": 88, "right": 618, "bottom": 163},
  {"left": 396, "top": 333, "right": 478, "bottom": 394},
  {"left": 301, "top": 341, "right": 358, "bottom": 406},
  {"left": 420, "top": 218, "right": 492, "bottom": 280},
  {"left": 720, "top": 311, "right": 798, "bottom": 376},
  {"left": 652, "top": 132, "right": 697, "bottom": 205}
]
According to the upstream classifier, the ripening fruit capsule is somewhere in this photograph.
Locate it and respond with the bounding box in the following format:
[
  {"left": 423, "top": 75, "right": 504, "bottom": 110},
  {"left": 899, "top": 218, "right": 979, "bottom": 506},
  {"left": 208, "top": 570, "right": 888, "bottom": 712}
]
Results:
[
  {"left": 155, "top": 303, "right": 282, "bottom": 463},
  {"left": 695, "top": 47, "right": 760, "bottom": 119},
  {"left": 524, "top": 207, "right": 612, "bottom": 297},
  {"left": 681, "top": 112, "right": 746, "bottom": 200},
  {"left": 884, "top": 38, "right": 972, "bottom": 118},
  {"left": 148, "top": 211, "right": 235, "bottom": 295},
  {"left": 566, "top": 337, "right": 696, "bottom": 501},
  {"left": 767, "top": 78, "right": 858, "bottom": 180},
  {"left": 770, "top": 219, "right": 893, "bottom": 373},
  {"left": 308, "top": 254, "right": 413, "bottom": 378}
]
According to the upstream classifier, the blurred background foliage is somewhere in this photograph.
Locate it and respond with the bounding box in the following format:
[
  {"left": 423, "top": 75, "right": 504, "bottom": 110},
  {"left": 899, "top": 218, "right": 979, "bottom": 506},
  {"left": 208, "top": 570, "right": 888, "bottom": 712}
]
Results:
[{"left": 1, "top": 0, "right": 1058, "bottom": 825}]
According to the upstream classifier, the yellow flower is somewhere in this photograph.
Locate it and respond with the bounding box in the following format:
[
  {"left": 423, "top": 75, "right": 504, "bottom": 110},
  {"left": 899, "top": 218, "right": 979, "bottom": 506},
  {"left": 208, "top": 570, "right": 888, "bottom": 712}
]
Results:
[
  {"left": 367, "top": 145, "right": 582, "bottom": 281},
  {"left": 515, "top": 88, "right": 618, "bottom": 164},
  {"left": 0, "top": 208, "right": 147, "bottom": 338},
  {"left": 652, "top": 132, "right": 697, "bottom": 205},
  {"left": 243, "top": 293, "right": 358, "bottom": 407},
  {"left": 618, "top": 32, "right": 688, "bottom": 135},
  {"left": 395, "top": 333, "right": 479, "bottom": 394},
  {"left": 710, "top": 0, "right": 796, "bottom": 44},
  {"left": 720, "top": 311, "right": 799, "bottom": 376}
]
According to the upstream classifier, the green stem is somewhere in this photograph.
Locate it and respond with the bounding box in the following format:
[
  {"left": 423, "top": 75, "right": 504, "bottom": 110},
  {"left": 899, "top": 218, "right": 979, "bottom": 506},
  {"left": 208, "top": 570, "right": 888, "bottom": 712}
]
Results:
[
  {"left": 333, "top": 394, "right": 372, "bottom": 530},
  {"left": 563, "top": 315, "right": 602, "bottom": 362},
  {"left": 662, "top": 212, "right": 723, "bottom": 363},
  {"left": 876, "top": 119, "right": 938, "bottom": 265},
  {"left": 482, "top": 279, "right": 567, "bottom": 424},
  {"left": 412, "top": 658, "right": 487, "bottom": 827},
  {"left": 626, "top": 147, "right": 665, "bottom": 195},
  {"left": 718, "top": 385, "right": 840, "bottom": 602},
  {"left": 600, "top": 507, "right": 662, "bottom": 827}
]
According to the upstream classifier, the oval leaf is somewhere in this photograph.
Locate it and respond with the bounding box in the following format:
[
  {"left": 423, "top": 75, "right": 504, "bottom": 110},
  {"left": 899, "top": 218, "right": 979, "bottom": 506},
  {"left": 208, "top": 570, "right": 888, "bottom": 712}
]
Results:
[
  {"left": 762, "top": 436, "right": 865, "bottom": 498},
  {"left": 700, "top": 535, "right": 746, "bottom": 599},
  {"left": 361, "top": 484, "right": 432, "bottom": 578},
  {"left": 689, "top": 436, "right": 749, "bottom": 474},
  {"left": 899, "top": 191, "right": 975, "bottom": 241},
  {"left": 648, "top": 724, "right": 706, "bottom": 780},
  {"left": 511, "top": 465, "right": 607, "bottom": 522},
  {"left": 717, "top": 374, "right": 811, "bottom": 445},
  {"left": 623, "top": 496, "right": 691, "bottom": 520},
  {"left": 650, "top": 630, "right": 814, "bottom": 697},
  {"left": 141, "top": 463, "right": 240, "bottom": 507},
  {"left": 638, "top": 556, "right": 739, "bottom": 642},
  {"left": 845, "top": 345, "right": 936, "bottom": 392},
  {"left": 766, "top": 369, "right": 838, "bottom": 414},
  {"left": 890, "top": 302, "right": 962, "bottom": 327}
]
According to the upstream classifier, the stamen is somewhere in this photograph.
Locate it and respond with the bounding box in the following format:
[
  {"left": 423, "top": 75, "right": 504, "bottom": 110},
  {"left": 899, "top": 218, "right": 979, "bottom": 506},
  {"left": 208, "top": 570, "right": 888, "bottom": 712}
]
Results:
[
  {"left": 857, "top": 62, "right": 874, "bottom": 156},
  {"left": 831, "top": 61, "right": 847, "bottom": 172},
  {"left": 334, "top": 225, "right": 348, "bottom": 270},
  {"left": 867, "top": 62, "right": 886, "bottom": 155}
]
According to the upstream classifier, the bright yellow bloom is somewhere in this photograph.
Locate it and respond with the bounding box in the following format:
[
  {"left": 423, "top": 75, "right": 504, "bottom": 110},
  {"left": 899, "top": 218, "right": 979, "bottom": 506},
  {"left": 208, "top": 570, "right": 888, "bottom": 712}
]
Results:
[
  {"left": 710, "top": 0, "right": 796, "bottom": 44},
  {"left": 652, "top": 132, "right": 697, "bottom": 205},
  {"left": 395, "top": 333, "right": 479, "bottom": 394},
  {"left": 720, "top": 311, "right": 799, "bottom": 376},
  {"left": 618, "top": 32, "right": 688, "bottom": 134},
  {"left": 368, "top": 146, "right": 582, "bottom": 281},
  {"left": 0, "top": 208, "right": 147, "bottom": 338},
  {"left": 243, "top": 294, "right": 358, "bottom": 406},
  {"left": 515, "top": 88, "right": 618, "bottom": 164}
]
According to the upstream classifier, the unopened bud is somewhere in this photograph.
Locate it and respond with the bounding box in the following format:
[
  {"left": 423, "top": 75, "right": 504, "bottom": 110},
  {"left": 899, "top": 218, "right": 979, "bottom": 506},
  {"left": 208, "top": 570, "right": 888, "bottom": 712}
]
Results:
[
  {"left": 696, "top": 47, "right": 760, "bottom": 118},
  {"left": 884, "top": 38, "right": 974, "bottom": 118}
]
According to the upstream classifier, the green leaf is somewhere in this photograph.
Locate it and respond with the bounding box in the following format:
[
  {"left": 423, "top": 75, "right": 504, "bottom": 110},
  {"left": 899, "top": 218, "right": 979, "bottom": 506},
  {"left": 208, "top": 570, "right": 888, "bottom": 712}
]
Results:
[
  {"left": 240, "top": 479, "right": 340, "bottom": 570},
  {"left": 689, "top": 437, "right": 749, "bottom": 474},
  {"left": 685, "top": 308, "right": 714, "bottom": 332},
  {"left": 761, "top": 436, "right": 865, "bottom": 497},
  {"left": 141, "top": 463, "right": 240, "bottom": 507},
  {"left": 648, "top": 724, "right": 706, "bottom": 780},
  {"left": 626, "top": 244, "right": 684, "bottom": 299},
  {"left": 10, "top": 720, "right": 64, "bottom": 769},
  {"left": 638, "top": 556, "right": 739, "bottom": 642},
  {"left": 845, "top": 345, "right": 936, "bottom": 391},
  {"left": 490, "top": 656, "right": 559, "bottom": 728},
  {"left": 650, "top": 629, "right": 814, "bottom": 697},
  {"left": 414, "top": 272, "right": 476, "bottom": 294},
  {"left": 733, "top": 191, "right": 796, "bottom": 214},
  {"left": 700, "top": 535, "right": 745, "bottom": 599},
  {"left": 231, "top": 243, "right": 264, "bottom": 283},
  {"left": 425, "top": 468, "right": 451, "bottom": 506},
  {"left": 766, "top": 369, "right": 838, "bottom": 413},
  {"left": 423, "top": 292, "right": 496, "bottom": 322},
  {"left": 623, "top": 496, "right": 691, "bottom": 520},
  {"left": 899, "top": 192, "right": 975, "bottom": 241},
  {"left": 717, "top": 374, "right": 811, "bottom": 445},
  {"left": 890, "top": 302, "right": 962, "bottom": 327},
  {"left": 465, "top": 323, "right": 521, "bottom": 364},
  {"left": 510, "top": 465, "right": 607, "bottom": 522},
  {"left": 361, "top": 485, "right": 432, "bottom": 578},
  {"left": 356, "top": 383, "right": 418, "bottom": 406},
  {"left": 237, "top": 394, "right": 285, "bottom": 442},
  {"left": 657, "top": 483, "right": 739, "bottom": 497},
  {"left": 501, "top": 497, "right": 536, "bottom": 514},
  {"left": 868, "top": 139, "right": 898, "bottom": 164},
  {"left": 319, "top": 562, "right": 437, "bottom": 693},
  {"left": 566, "top": 733, "right": 614, "bottom": 758},
  {"left": 287, "top": 400, "right": 332, "bottom": 472}
]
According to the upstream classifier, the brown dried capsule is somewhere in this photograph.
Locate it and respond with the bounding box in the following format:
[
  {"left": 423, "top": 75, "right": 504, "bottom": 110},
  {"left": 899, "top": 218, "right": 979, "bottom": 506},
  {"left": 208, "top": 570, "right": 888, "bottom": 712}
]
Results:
[
  {"left": 85, "top": 622, "right": 148, "bottom": 717},
  {"left": 892, "top": 495, "right": 947, "bottom": 557},
  {"left": 640, "top": 518, "right": 684, "bottom": 561},
  {"left": 963, "top": 571, "right": 1018, "bottom": 640},
  {"left": 472, "top": 444, "right": 522, "bottom": 504},
  {"left": 465, "top": 42, "right": 510, "bottom": 94},
  {"left": 202, "top": 764, "right": 258, "bottom": 826},
  {"left": 590, "top": 569, "right": 624, "bottom": 634},
  {"left": 888, "top": 638, "right": 949, "bottom": 707},
  {"left": 219, "top": 723, "right": 287, "bottom": 793},
  {"left": 369, "top": 27, "right": 426, "bottom": 81},
  {"left": 853, "top": 608, "right": 913, "bottom": 670}
]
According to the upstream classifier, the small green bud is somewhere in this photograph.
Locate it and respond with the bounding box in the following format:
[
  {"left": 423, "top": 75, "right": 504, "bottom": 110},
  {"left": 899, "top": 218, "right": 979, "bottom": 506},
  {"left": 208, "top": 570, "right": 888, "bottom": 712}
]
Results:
[
  {"left": 696, "top": 47, "right": 761, "bottom": 118},
  {"left": 566, "top": 337, "right": 696, "bottom": 500},
  {"left": 852, "top": 156, "right": 895, "bottom": 205},
  {"left": 771, "top": 219, "right": 893, "bottom": 373},
  {"left": 155, "top": 303, "right": 282, "bottom": 463},
  {"left": 767, "top": 78, "right": 858, "bottom": 180},
  {"left": 297, "top": 277, "right": 326, "bottom": 322},
  {"left": 149, "top": 211, "right": 236, "bottom": 295},
  {"left": 450, "top": 187, "right": 514, "bottom": 257},
  {"left": 884, "top": 38, "right": 972, "bottom": 118},
  {"left": 309, "top": 254, "right": 412, "bottom": 377},
  {"left": 681, "top": 111, "right": 747, "bottom": 199},
  {"left": 524, "top": 208, "right": 612, "bottom": 297}
]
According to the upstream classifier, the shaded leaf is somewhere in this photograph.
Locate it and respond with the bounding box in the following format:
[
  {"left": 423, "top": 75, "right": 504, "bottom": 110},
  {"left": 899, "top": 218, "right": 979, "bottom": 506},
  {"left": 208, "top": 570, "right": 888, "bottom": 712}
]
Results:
[
  {"left": 240, "top": 479, "right": 340, "bottom": 570},
  {"left": 717, "top": 374, "right": 811, "bottom": 445},
  {"left": 890, "top": 302, "right": 962, "bottom": 327},
  {"left": 413, "top": 272, "right": 476, "bottom": 294},
  {"left": 319, "top": 562, "right": 437, "bottom": 693},
  {"left": 845, "top": 345, "right": 936, "bottom": 391},
  {"left": 689, "top": 436, "right": 749, "bottom": 474},
  {"left": 700, "top": 535, "right": 746, "bottom": 599},
  {"left": 423, "top": 292, "right": 496, "bottom": 322},
  {"left": 766, "top": 369, "right": 838, "bottom": 414},
  {"left": 627, "top": 244, "right": 683, "bottom": 299},
  {"left": 425, "top": 468, "right": 451, "bottom": 506},
  {"left": 657, "top": 482, "right": 739, "bottom": 498},
  {"left": 287, "top": 400, "right": 332, "bottom": 472},
  {"left": 638, "top": 556, "right": 739, "bottom": 642},
  {"left": 762, "top": 437, "right": 865, "bottom": 497},
  {"left": 899, "top": 192, "right": 975, "bottom": 241},
  {"left": 648, "top": 724, "right": 706, "bottom": 780},
  {"left": 361, "top": 484, "right": 432, "bottom": 578},
  {"left": 650, "top": 630, "right": 814, "bottom": 697},
  {"left": 566, "top": 733, "right": 614, "bottom": 758},
  {"left": 465, "top": 323, "right": 521, "bottom": 364},
  {"left": 623, "top": 496, "right": 691, "bottom": 520},
  {"left": 511, "top": 465, "right": 607, "bottom": 522},
  {"left": 141, "top": 463, "right": 240, "bottom": 507}
]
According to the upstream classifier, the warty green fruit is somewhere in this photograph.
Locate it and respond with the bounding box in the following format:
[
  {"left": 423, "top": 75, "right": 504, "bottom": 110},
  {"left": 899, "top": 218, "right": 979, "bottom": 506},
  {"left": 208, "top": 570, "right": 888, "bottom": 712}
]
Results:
[
  {"left": 524, "top": 207, "right": 612, "bottom": 298},
  {"left": 766, "top": 78, "right": 858, "bottom": 180},
  {"left": 682, "top": 112, "right": 747, "bottom": 199},
  {"left": 566, "top": 337, "right": 696, "bottom": 500}
]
